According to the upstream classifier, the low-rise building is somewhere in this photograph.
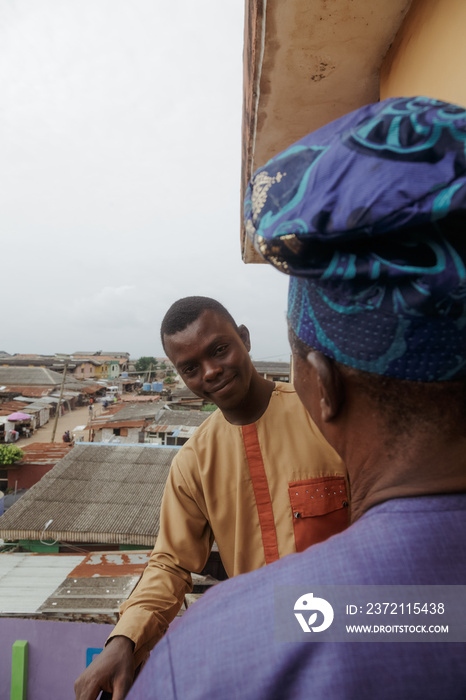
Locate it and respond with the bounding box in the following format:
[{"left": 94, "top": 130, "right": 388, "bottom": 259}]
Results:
[
  {"left": 146, "top": 408, "right": 212, "bottom": 446},
  {"left": 2, "top": 442, "right": 73, "bottom": 490},
  {"left": 253, "top": 361, "right": 291, "bottom": 383},
  {"left": 73, "top": 352, "right": 130, "bottom": 377},
  {"left": 0, "top": 443, "right": 179, "bottom": 549}
]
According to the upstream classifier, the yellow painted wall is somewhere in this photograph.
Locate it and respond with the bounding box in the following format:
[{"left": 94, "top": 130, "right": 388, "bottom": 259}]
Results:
[{"left": 380, "top": 0, "right": 466, "bottom": 108}]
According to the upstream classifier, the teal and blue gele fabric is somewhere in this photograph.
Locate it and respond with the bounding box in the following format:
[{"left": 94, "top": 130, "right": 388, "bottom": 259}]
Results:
[{"left": 245, "top": 96, "right": 466, "bottom": 381}]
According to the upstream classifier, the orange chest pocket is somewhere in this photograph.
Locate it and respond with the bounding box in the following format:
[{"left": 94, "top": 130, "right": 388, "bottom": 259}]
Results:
[{"left": 288, "top": 476, "right": 349, "bottom": 552}]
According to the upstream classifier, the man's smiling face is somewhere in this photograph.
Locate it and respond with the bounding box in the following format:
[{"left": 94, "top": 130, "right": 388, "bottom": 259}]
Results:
[{"left": 163, "top": 309, "right": 254, "bottom": 415}]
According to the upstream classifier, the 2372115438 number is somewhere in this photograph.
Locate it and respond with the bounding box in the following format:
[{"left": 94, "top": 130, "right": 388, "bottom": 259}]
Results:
[{"left": 364, "top": 602, "right": 445, "bottom": 615}]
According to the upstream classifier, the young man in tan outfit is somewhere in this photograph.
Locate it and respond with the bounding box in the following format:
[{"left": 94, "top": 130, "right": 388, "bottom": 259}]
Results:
[{"left": 75, "top": 296, "right": 347, "bottom": 700}]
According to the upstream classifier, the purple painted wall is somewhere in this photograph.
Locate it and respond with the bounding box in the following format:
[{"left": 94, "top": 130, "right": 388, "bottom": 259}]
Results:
[{"left": 0, "top": 618, "right": 114, "bottom": 700}]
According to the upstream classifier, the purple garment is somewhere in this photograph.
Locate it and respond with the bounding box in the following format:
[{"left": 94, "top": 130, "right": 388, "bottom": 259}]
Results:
[{"left": 127, "top": 494, "right": 466, "bottom": 700}]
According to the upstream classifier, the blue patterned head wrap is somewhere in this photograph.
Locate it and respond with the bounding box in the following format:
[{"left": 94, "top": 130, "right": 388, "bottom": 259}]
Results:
[{"left": 245, "top": 96, "right": 466, "bottom": 381}]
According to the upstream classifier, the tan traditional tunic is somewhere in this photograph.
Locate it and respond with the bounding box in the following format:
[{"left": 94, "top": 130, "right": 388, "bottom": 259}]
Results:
[{"left": 110, "top": 383, "right": 348, "bottom": 663}]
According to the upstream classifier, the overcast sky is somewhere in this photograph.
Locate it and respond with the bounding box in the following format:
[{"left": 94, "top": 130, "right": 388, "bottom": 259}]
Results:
[{"left": 0, "top": 0, "right": 291, "bottom": 362}]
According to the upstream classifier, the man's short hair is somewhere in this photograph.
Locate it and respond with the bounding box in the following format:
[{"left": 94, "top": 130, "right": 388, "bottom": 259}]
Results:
[
  {"left": 348, "top": 365, "right": 466, "bottom": 442},
  {"left": 288, "top": 323, "right": 466, "bottom": 438},
  {"left": 161, "top": 296, "right": 238, "bottom": 351}
]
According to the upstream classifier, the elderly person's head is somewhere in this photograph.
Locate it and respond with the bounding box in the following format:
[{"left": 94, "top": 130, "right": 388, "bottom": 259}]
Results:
[{"left": 245, "top": 96, "right": 466, "bottom": 518}]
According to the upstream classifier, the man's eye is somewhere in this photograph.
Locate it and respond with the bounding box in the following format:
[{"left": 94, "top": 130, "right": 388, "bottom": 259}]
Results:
[
  {"left": 183, "top": 365, "right": 196, "bottom": 375},
  {"left": 215, "top": 345, "right": 228, "bottom": 355}
]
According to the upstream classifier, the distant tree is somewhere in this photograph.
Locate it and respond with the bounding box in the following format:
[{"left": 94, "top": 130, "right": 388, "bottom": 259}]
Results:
[
  {"left": 135, "top": 356, "right": 158, "bottom": 373},
  {"left": 159, "top": 362, "right": 167, "bottom": 370},
  {"left": 0, "top": 445, "right": 24, "bottom": 464},
  {"left": 201, "top": 403, "right": 216, "bottom": 412}
]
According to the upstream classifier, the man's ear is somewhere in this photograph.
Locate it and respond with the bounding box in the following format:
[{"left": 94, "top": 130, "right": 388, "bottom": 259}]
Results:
[
  {"left": 238, "top": 325, "right": 251, "bottom": 352},
  {"left": 306, "top": 351, "right": 344, "bottom": 422}
]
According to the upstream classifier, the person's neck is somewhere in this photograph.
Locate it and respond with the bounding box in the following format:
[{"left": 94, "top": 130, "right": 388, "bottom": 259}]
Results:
[
  {"left": 222, "top": 375, "right": 275, "bottom": 426},
  {"left": 344, "top": 429, "right": 466, "bottom": 522}
]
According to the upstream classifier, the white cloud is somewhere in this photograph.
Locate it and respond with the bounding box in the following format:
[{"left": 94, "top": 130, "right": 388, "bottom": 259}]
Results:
[{"left": 0, "top": 1, "right": 292, "bottom": 362}]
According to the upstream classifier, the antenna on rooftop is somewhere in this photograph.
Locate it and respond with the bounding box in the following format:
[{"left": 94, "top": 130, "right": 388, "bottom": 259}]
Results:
[{"left": 51, "top": 354, "right": 71, "bottom": 443}]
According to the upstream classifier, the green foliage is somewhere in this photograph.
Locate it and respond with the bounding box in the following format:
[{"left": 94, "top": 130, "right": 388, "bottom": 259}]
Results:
[
  {"left": 135, "top": 356, "right": 158, "bottom": 373},
  {"left": 0, "top": 445, "right": 24, "bottom": 465},
  {"left": 201, "top": 403, "right": 216, "bottom": 412}
]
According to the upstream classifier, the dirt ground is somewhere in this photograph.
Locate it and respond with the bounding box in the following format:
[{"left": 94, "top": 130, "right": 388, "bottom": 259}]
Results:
[{"left": 16, "top": 403, "right": 105, "bottom": 447}]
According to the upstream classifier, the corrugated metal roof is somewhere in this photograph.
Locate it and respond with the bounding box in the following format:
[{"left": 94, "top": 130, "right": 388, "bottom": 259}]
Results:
[
  {"left": 70, "top": 358, "right": 102, "bottom": 366},
  {"left": 170, "top": 387, "right": 199, "bottom": 399},
  {"left": 0, "top": 444, "right": 178, "bottom": 546},
  {"left": 0, "top": 550, "right": 151, "bottom": 621},
  {"left": 21, "top": 402, "right": 50, "bottom": 411},
  {"left": 69, "top": 551, "right": 150, "bottom": 577},
  {"left": 0, "top": 359, "right": 79, "bottom": 373},
  {"left": 0, "top": 548, "right": 218, "bottom": 622},
  {"left": 79, "top": 385, "right": 104, "bottom": 394},
  {"left": 107, "top": 404, "right": 159, "bottom": 422},
  {"left": 36, "top": 574, "right": 139, "bottom": 618},
  {"left": 150, "top": 425, "right": 198, "bottom": 439},
  {"left": 169, "top": 395, "right": 205, "bottom": 403},
  {"left": 82, "top": 404, "right": 123, "bottom": 431},
  {"left": 253, "top": 361, "right": 291, "bottom": 374},
  {"left": 0, "top": 386, "right": 54, "bottom": 397},
  {"left": 154, "top": 408, "right": 213, "bottom": 427},
  {"left": 72, "top": 354, "right": 129, "bottom": 364},
  {"left": 0, "top": 401, "right": 29, "bottom": 411},
  {"left": 98, "top": 420, "right": 148, "bottom": 430},
  {"left": 0, "top": 400, "right": 29, "bottom": 416},
  {"left": 0, "top": 367, "right": 65, "bottom": 386},
  {"left": 13, "top": 395, "right": 59, "bottom": 404},
  {"left": 0, "top": 553, "right": 86, "bottom": 613},
  {"left": 13, "top": 443, "right": 73, "bottom": 467}
]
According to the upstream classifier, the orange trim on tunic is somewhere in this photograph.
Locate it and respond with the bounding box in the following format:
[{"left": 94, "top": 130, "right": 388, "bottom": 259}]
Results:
[{"left": 242, "top": 423, "right": 279, "bottom": 565}]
